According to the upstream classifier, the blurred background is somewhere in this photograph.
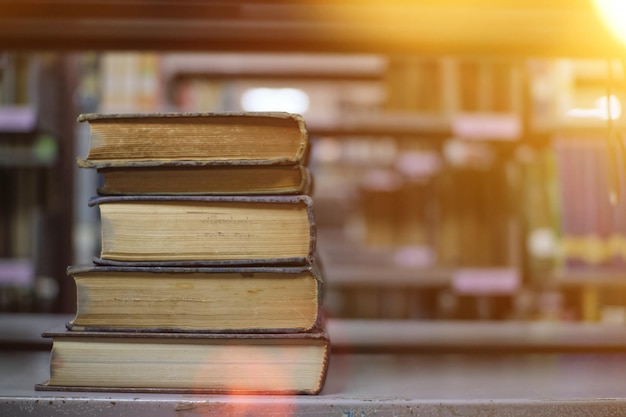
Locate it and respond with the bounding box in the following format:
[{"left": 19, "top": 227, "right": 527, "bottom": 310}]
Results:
[{"left": 2, "top": 0, "right": 626, "bottom": 329}]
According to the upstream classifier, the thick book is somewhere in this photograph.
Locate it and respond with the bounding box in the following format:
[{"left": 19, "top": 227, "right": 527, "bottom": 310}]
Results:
[
  {"left": 66, "top": 263, "right": 324, "bottom": 333},
  {"left": 35, "top": 325, "right": 330, "bottom": 395},
  {"left": 96, "top": 164, "right": 312, "bottom": 196},
  {"left": 91, "top": 195, "right": 316, "bottom": 265},
  {"left": 77, "top": 112, "right": 309, "bottom": 168}
]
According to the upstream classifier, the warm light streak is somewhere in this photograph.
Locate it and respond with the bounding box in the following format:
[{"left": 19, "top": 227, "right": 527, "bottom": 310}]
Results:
[
  {"left": 567, "top": 95, "right": 621, "bottom": 120},
  {"left": 594, "top": 0, "right": 626, "bottom": 46}
]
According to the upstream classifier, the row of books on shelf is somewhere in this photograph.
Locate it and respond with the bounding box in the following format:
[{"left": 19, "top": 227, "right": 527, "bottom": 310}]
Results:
[
  {"left": 348, "top": 133, "right": 626, "bottom": 272},
  {"left": 353, "top": 147, "right": 516, "bottom": 270},
  {"left": 37, "top": 112, "right": 329, "bottom": 395},
  {"left": 553, "top": 135, "right": 626, "bottom": 268}
]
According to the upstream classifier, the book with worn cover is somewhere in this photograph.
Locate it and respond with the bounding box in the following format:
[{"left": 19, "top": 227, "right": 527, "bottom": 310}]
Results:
[
  {"left": 77, "top": 112, "right": 309, "bottom": 168},
  {"left": 91, "top": 195, "right": 316, "bottom": 266},
  {"left": 36, "top": 325, "right": 330, "bottom": 395},
  {"left": 66, "top": 263, "right": 324, "bottom": 333},
  {"left": 95, "top": 164, "right": 312, "bottom": 196}
]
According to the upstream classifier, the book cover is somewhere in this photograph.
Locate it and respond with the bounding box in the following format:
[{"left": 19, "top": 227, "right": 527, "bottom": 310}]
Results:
[
  {"left": 36, "top": 325, "right": 330, "bottom": 395},
  {"left": 66, "top": 262, "right": 325, "bottom": 333},
  {"left": 96, "top": 164, "right": 313, "bottom": 196},
  {"left": 90, "top": 194, "right": 316, "bottom": 266},
  {"left": 77, "top": 111, "right": 310, "bottom": 168}
]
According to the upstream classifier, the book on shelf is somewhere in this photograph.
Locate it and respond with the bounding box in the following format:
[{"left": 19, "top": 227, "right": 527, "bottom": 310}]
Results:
[
  {"left": 66, "top": 262, "right": 324, "bottom": 333},
  {"left": 76, "top": 112, "right": 309, "bottom": 168},
  {"left": 554, "top": 136, "right": 625, "bottom": 268},
  {"left": 91, "top": 194, "right": 316, "bottom": 265},
  {"left": 36, "top": 325, "right": 330, "bottom": 395},
  {"left": 95, "top": 164, "right": 312, "bottom": 196}
]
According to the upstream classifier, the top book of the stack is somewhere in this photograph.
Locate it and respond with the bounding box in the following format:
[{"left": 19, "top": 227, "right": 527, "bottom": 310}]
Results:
[{"left": 76, "top": 112, "right": 309, "bottom": 168}]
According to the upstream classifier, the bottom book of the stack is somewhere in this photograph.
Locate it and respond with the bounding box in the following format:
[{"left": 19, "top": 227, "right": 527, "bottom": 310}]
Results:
[{"left": 35, "top": 325, "right": 330, "bottom": 395}]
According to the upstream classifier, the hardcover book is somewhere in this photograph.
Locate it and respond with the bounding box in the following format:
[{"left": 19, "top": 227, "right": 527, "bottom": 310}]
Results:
[
  {"left": 96, "top": 164, "right": 312, "bottom": 196},
  {"left": 36, "top": 325, "right": 330, "bottom": 395},
  {"left": 90, "top": 195, "right": 316, "bottom": 265},
  {"left": 77, "top": 112, "right": 309, "bottom": 168},
  {"left": 66, "top": 263, "right": 324, "bottom": 333}
]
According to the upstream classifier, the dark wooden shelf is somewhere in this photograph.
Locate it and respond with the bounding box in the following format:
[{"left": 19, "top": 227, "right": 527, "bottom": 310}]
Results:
[
  {"left": 542, "top": 269, "right": 626, "bottom": 287},
  {"left": 0, "top": 0, "right": 622, "bottom": 57},
  {"left": 308, "top": 112, "right": 452, "bottom": 139},
  {"left": 328, "top": 318, "right": 626, "bottom": 354},
  {"left": 6, "top": 314, "right": 626, "bottom": 354}
]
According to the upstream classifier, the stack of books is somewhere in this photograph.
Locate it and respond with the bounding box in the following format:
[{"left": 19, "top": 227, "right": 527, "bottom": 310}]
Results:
[{"left": 37, "top": 112, "right": 329, "bottom": 395}]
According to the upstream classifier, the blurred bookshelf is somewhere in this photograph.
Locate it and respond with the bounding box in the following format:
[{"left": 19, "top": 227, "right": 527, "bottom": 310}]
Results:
[
  {"left": 5, "top": 4, "right": 626, "bottom": 417},
  {"left": 1, "top": 2, "right": 626, "bottom": 341},
  {"left": 0, "top": 52, "right": 76, "bottom": 314}
]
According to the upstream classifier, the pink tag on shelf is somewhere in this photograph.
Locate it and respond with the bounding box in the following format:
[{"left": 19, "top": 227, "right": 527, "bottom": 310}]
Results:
[
  {"left": 0, "top": 259, "right": 34, "bottom": 286},
  {"left": 452, "top": 267, "right": 519, "bottom": 295},
  {"left": 452, "top": 113, "right": 520, "bottom": 141},
  {"left": 0, "top": 106, "right": 37, "bottom": 132}
]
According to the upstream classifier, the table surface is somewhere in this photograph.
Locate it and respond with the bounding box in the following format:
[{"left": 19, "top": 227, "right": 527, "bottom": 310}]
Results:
[
  {"left": 4, "top": 315, "right": 626, "bottom": 416},
  {"left": 5, "top": 350, "right": 626, "bottom": 416}
]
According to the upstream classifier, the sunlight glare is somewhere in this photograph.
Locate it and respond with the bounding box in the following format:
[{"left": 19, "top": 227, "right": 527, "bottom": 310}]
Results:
[
  {"left": 241, "top": 88, "right": 309, "bottom": 114},
  {"left": 594, "top": 0, "right": 626, "bottom": 46}
]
